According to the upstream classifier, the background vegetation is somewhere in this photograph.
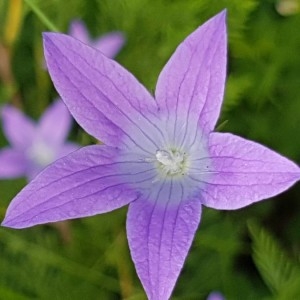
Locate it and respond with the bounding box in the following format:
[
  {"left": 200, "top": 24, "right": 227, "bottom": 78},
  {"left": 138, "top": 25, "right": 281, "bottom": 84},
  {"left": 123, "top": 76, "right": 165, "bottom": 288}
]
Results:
[{"left": 0, "top": 0, "right": 300, "bottom": 299}]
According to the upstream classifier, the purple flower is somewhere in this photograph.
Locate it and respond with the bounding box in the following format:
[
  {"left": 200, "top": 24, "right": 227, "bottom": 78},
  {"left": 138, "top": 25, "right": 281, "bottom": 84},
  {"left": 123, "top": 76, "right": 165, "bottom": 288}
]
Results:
[
  {"left": 0, "top": 100, "right": 78, "bottom": 181},
  {"left": 69, "top": 20, "right": 125, "bottom": 58},
  {"left": 2, "top": 10, "right": 300, "bottom": 299},
  {"left": 207, "top": 292, "right": 225, "bottom": 300}
]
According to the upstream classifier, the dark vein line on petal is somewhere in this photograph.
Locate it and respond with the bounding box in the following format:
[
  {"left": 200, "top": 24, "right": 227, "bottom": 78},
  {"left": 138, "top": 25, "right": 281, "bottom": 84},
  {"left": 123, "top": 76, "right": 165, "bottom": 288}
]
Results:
[
  {"left": 97, "top": 72, "right": 166, "bottom": 143},
  {"left": 187, "top": 30, "right": 223, "bottom": 150},
  {"left": 179, "top": 27, "right": 212, "bottom": 149},
  {"left": 172, "top": 47, "right": 196, "bottom": 142},
  {"left": 147, "top": 177, "right": 166, "bottom": 299},
  {"left": 187, "top": 175, "right": 297, "bottom": 187},
  {"left": 21, "top": 156, "right": 153, "bottom": 197},
  {"left": 12, "top": 185, "right": 142, "bottom": 226},
  {"left": 10, "top": 163, "right": 155, "bottom": 214},
  {"left": 189, "top": 167, "right": 300, "bottom": 175},
  {"left": 11, "top": 170, "right": 157, "bottom": 222},
  {"left": 48, "top": 40, "right": 154, "bottom": 154},
  {"left": 168, "top": 182, "right": 184, "bottom": 286},
  {"left": 62, "top": 43, "right": 162, "bottom": 149},
  {"left": 197, "top": 40, "right": 223, "bottom": 131},
  {"left": 157, "top": 178, "right": 173, "bottom": 297}
]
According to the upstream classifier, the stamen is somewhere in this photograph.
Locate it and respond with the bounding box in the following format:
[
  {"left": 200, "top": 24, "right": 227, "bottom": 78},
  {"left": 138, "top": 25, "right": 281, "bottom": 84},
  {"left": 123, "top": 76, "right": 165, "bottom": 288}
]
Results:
[{"left": 155, "top": 149, "right": 187, "bottom": 176}]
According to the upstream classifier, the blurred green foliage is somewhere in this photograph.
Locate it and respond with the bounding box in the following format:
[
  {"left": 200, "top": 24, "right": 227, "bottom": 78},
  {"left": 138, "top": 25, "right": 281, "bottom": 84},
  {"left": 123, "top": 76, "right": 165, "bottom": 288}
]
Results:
[
  {"left": 0, "top": 0, "right": 300, "bottom": 299},
  {"left": 249, "top": 221, "right": 300, "bottom": 299}
]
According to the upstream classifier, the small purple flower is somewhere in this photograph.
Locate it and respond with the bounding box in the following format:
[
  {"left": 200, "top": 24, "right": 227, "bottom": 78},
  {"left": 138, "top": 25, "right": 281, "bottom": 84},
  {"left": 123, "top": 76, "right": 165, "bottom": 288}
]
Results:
[
  {"left": 2, "top": 11, "right": 300, "bottom": 300},
  {"left": 207, "top": 291, "right": 225, "bottom": 300},
  {"left": 69, "top": 20, "right": 125, "bottom": 58},
  {"left": 0, "top": 100, "right": 78, "bottom": 181}
]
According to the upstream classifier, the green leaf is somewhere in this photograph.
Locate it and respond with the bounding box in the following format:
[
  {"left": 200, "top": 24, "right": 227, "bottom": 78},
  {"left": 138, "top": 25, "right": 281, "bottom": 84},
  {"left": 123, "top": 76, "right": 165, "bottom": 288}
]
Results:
[
  {"left": 0, "top": 286, "right": 29, "bottom": 300},
  {"left": 248, "top": 221, "right": 300, "bottom": 297}
]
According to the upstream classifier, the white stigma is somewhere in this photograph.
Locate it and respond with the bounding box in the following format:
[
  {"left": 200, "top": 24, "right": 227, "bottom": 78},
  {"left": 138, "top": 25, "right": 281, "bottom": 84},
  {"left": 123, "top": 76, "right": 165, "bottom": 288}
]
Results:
[{"left": 155, "top": 149, "right": 187, "bottom": 176}]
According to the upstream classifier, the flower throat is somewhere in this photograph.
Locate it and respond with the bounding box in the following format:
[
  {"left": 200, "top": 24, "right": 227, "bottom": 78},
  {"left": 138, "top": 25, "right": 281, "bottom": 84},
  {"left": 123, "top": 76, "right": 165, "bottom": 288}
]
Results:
[{"left": 155, "top": 148, "right": 188, "bottom": 176}]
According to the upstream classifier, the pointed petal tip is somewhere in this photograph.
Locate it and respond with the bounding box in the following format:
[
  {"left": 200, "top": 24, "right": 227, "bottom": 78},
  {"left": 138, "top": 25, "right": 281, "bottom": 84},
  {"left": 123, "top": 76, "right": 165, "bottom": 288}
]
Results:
[
  {"left": 221, "top": 8, "right": 228, "bottom": 16},
  {"left": 212, "top": 9, "right": 227, "bottom": 24},
  {"left": 203, "top": 133, "right": 300, "bottom": 210},
  {"left": 42, "top": 31, "right": 52, "bottom": 41},
  {"left": 217, "top": 8, "right": 227, "bottom": 17},
  {"left": 43, "top": 32, "right": 66, "bottom": 46},
  {"left": 205, "top": 9, "right": 226, "bottom": 28},
  {"left": 43, "top": 32, "right": 60, "bottom": 48},
  {"left": 295, "top": 168, "right": 300, "bottom": 180},
  {"left": 1, "top": 217, "right": 16, "bottom": 229},
  {"left": 127, "top": 198, "right": 202, "bottom": 300},
  {"left": 1, "top": 217, "right": 33, "bottom": 229},
  {"left": 42, "top": 32, "right": 56, "bottom": 54},
  {"left": 69, "top": 19, "right": 85, "bottom": 28},
  {"left": 1, "top": 210, "right": 24, "bottom": 229}
]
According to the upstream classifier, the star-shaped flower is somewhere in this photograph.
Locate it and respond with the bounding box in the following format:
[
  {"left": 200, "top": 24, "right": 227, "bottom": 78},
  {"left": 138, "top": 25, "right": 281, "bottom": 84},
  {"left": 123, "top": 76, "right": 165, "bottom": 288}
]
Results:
[
  {"left": 0, "top": 100, "right": 78, "bottom": 181},
  {"left": 69, "top": 19, "right": 125, "bottom": 58},
  {"left": 2, "top": 11, "right": 300, "bottom": 300}
]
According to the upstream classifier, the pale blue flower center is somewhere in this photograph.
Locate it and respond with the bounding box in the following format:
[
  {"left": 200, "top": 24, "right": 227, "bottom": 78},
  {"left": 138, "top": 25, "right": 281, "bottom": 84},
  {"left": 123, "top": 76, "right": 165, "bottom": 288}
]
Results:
[
  {"left": 119, "top": 116, "right": 212, "bottom": 206},
  {"left": 27, "top": 141, "right": 55, "bottom": 167}
]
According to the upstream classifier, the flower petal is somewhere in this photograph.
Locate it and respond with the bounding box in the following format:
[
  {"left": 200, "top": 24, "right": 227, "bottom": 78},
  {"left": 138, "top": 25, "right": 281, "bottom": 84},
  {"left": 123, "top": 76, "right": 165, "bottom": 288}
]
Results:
[
  {"left": 25, "top": 143, "right": 79, "bottom": 181},
  {"left": 2, "top": 145, "right": 140, "bottom": 228},
  {"left": 155, "top": 10, "right": 227, "bottom": 143},
  {"left": 127, "top": 194, "right": 201, "bottom": 300},
  {"left": 1, "top": 105, "right": 35, "bottom": 149},
  {"left": 38, "top": 100, "right": 72, "bottom": 147},
  {"left": 199, "top": 132, "right": 300, "bottom": 210},
  {"left": 69, "top": 21, "right": 124, "bottom": 58},
  {"left": 93, "top": 32, "right": 125, "bottom": 58},
  {"left": 69, "top": 20, "right": 90, "bottom": 44},
  {"left": 0, "top": 148, "right": 27, "bottom": 178},
  {"left": 43, "top": 33, "right": 162, "bottom": 153},
  {"left": 57, "top": 142, "right": 80, "bottom": 158}
]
